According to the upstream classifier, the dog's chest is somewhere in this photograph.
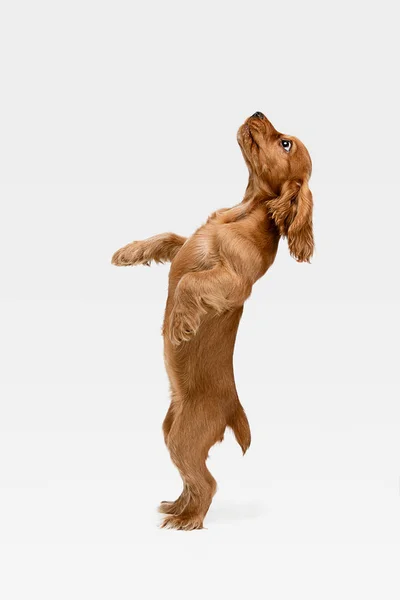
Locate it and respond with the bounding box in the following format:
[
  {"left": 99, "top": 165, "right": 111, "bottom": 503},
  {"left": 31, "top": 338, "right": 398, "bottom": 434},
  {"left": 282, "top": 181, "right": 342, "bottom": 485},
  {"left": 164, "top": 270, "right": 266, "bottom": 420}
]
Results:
[{"left": 173, "top": 229, "right": 218, "bottom": 274}]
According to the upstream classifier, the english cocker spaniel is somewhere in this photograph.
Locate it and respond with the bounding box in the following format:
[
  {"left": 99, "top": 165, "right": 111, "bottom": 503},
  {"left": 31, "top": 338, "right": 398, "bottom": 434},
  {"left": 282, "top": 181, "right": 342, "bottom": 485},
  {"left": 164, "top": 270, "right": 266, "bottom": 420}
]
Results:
[{"left": 112, "top": 112, "right": 314, "bottom": 530}]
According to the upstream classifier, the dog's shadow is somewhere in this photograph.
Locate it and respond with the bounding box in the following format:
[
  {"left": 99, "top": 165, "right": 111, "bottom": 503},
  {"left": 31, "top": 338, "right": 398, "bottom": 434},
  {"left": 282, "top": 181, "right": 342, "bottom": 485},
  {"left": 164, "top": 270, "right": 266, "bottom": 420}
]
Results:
[{"left": 207, "top": 499, "right": 266, "bottom": 524}]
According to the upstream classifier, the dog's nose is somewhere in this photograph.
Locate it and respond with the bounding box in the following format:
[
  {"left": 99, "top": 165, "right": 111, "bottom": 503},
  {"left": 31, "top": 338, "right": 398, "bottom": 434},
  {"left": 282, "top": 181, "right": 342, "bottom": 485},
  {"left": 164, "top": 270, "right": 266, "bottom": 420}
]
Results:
[{"left": 251, "top": 112, "right": 265, "bottom": 119}]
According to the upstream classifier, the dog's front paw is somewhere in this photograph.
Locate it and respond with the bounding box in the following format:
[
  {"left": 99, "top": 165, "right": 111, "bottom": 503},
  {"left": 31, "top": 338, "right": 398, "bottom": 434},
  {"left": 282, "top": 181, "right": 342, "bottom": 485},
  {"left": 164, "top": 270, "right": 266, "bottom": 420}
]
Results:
[
  {"left": 111, "top": 242, "right": 149, "bottom": 266},
  {"left": 168, "top": 306, "right": 201, "bottom": 345}
]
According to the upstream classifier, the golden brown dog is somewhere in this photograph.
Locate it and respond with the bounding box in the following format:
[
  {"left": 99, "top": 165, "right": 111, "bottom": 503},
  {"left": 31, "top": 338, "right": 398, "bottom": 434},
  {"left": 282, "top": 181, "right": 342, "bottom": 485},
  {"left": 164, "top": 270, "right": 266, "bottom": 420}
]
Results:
[{"left": 112, "top": 112, "right": 314, "bottom": 530}]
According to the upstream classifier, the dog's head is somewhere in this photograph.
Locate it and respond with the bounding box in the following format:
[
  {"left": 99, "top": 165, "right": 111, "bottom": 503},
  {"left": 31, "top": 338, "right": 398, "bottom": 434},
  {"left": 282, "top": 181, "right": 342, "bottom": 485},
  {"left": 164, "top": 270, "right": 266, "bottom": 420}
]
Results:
[{"left": 237, "top": 112, "right": 314, "bottom": 263}]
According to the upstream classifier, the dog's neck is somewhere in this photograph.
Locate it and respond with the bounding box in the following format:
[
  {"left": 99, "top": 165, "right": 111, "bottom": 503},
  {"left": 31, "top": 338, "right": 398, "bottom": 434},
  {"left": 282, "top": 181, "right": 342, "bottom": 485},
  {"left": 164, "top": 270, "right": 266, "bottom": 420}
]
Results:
[
  {"left": 209, "top": 178, "right": 276, "bottom": 226},
  {"left": 242, "top": 176, "right": 276, "bottom": 206}
]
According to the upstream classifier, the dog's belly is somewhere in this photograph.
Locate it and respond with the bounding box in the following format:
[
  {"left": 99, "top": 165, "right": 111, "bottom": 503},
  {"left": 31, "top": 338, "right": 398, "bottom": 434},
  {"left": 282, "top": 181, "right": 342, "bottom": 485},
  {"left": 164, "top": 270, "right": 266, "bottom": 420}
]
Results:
[{"left": 164, "top": 306, "right": 243, "bottom": 397}]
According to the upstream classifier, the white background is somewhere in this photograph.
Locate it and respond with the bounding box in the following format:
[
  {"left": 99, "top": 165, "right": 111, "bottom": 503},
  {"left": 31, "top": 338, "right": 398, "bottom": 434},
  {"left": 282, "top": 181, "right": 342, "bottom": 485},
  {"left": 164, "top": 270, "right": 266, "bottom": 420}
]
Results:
[{"left": 1, "top": 0, "right": 399, "bottom": 598}]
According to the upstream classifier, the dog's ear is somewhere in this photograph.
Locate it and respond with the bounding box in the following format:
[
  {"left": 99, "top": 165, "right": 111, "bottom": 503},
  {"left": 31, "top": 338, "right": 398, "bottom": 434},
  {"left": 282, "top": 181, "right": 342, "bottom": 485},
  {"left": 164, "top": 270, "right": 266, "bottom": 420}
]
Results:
[{"left": 268, "top": 179, "right": 314, "bottom": 263}]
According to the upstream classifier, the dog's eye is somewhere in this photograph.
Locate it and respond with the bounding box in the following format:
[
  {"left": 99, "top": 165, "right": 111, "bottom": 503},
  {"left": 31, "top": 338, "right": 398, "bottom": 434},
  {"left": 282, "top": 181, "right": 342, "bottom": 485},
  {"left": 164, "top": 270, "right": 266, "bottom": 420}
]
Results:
[{"left": 281, "top": 139, "right": 292, "bottom": 152}]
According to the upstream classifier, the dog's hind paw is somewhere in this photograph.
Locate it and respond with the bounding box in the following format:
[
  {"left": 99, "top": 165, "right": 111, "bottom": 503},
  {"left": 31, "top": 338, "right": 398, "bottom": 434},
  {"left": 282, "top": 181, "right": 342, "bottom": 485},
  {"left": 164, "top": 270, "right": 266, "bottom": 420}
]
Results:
[
  {"left": 160, "top": 514, "right": 204, "bottom": 531},
  {"left": 158, "top": 501, "right": 179, "bottom": 515},
  {"left": 158, "top": 498, "right": 187, "bottom": 515}
]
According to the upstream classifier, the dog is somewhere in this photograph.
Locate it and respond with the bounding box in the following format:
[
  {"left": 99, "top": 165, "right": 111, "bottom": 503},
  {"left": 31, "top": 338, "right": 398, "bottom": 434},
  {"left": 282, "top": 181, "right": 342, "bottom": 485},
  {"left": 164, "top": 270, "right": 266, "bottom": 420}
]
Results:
[{"left": 112, "top": 112, "right": 314, "bottom": 530}]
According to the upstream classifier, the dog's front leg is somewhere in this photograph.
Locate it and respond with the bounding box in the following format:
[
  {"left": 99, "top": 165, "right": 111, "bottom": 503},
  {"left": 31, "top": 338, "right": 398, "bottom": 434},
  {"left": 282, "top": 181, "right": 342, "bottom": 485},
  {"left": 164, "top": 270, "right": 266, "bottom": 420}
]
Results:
[
  {"left": 112, "top": 233, "right": 187, "bottom": 266},
  {"left": 168, "top": 266, "right": 251, "bottom": 345}
]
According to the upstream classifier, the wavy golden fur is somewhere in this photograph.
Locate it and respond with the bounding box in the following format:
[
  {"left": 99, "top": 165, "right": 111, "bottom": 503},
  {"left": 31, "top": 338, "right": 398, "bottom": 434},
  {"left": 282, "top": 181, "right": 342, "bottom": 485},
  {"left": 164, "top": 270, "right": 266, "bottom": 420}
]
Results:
[{"left": 112, "top": 112, "right": 314, "bottom": 529}]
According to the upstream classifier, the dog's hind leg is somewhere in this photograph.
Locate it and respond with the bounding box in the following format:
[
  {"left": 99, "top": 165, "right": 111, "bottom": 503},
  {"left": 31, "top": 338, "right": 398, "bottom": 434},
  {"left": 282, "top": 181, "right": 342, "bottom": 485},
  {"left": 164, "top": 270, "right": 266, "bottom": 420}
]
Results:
[
  {"left": 158, "top": 486, "right": 190, "bottom": 516},
  {"left": 159, "top": 397, "right": 191, "bottom": 516},
  {"left": 160, "top": 401, "right": 224, "bottom": 530}
]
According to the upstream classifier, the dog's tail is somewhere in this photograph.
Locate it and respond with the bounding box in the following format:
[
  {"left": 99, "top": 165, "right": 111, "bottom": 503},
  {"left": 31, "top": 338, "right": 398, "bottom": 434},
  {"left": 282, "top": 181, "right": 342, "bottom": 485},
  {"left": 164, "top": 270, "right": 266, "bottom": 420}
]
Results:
[{"left": 228, "top": 403, "right": 251, "bottom": 455}]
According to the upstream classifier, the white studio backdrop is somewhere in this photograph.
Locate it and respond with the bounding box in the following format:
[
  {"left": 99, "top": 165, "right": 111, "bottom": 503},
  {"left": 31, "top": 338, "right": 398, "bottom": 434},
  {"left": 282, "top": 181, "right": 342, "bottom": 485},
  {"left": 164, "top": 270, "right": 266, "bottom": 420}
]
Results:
[{"left": 0, "top": 1, "right": 399, "bottom": 599}]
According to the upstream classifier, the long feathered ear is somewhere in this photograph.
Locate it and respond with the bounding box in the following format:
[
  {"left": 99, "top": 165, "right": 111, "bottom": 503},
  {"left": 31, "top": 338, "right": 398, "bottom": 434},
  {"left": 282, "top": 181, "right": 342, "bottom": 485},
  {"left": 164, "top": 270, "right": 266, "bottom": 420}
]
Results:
[{"left": 268, "top": 179, "right": 314, "bottom": 263}]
